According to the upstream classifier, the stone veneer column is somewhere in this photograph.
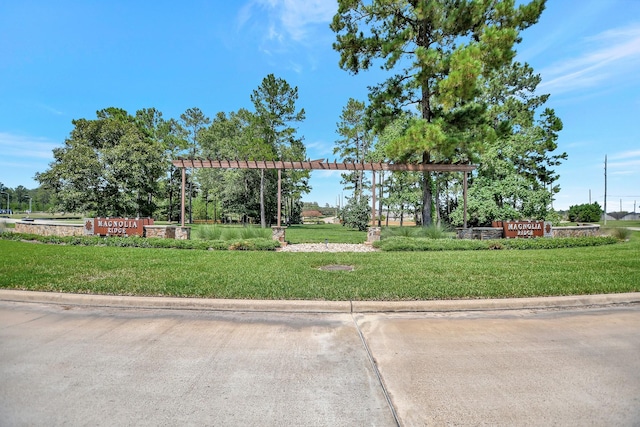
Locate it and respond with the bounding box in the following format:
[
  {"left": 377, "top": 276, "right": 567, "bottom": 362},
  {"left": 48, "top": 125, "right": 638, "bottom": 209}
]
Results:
[
  {"left": 175, "top": 227, "right": 191, "bottom": 240},
  {"left": 367, "top": 227, "right": 381, "bottom": 243},
  {"left": 271, "top": 226, "right": 286, "bottom": 243}
]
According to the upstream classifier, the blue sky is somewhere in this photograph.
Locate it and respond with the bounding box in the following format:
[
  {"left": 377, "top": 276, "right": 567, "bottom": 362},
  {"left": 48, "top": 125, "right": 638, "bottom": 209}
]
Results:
[{"left": 1, "top": 0, "right": 638, "bottom": 212}]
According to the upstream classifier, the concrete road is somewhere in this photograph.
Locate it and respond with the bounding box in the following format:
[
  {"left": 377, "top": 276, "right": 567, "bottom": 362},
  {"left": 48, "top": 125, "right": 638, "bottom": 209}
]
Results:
[{"left": 1, "top": 300, "right": 639, "bottom": 426}]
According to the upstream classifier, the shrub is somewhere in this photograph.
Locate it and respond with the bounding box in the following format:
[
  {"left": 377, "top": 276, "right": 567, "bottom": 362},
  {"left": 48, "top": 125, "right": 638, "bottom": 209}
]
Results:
[
  {"left": 381, "top": 224, "right": 452, "bottom": 240},
  {"left": 0, "top": 232, "right": 280, "bottom": 251},
  {"left": 568, "top": 202, "right": 602, "bottom": 222},
  {"left": 228, "top": 238, "right": 280, "bottom": 251},
  {"left": 194, "top": 225, "right": 222, "bottom": 240},
  {"left": 373, "top": 235, "right": 619, "bottom": 251},
  {"left": 221, "top": 228, "right": 240, "bottom": 241},
  {"left": 381, "top": 227, "right": 416, "bottom": 239},
  {"left": 420, "top": 224, "right": 451, "bottom": 239},
  {"left": 239, "top": 226, "right": 271, "bottom": 240},
  {"left": 340, "top": 196, "right": 370, "bottom": 231},
  {"left": 607, "top": 227, "right": 632, "bottom": 241}
]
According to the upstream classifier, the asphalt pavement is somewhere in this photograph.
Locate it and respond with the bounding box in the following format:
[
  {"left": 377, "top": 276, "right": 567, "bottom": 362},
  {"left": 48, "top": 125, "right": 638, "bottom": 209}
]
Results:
[{"left": 1, "top": 292, "right": 639, "bottom": 426}]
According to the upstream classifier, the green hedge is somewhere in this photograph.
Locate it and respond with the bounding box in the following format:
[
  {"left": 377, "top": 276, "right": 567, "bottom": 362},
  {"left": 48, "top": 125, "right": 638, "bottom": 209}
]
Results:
[
  {"left": 372, "top": 236, "right": 620, "bottom": 251},
  {"left": 0, "top": 232, "right": 280, "bottom": 251}
]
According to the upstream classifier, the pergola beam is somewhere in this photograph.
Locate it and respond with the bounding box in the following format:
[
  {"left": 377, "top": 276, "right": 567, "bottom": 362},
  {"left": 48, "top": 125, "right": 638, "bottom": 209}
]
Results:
[{"left": 172, "top": 158, "right": 476, "bottom": 173}]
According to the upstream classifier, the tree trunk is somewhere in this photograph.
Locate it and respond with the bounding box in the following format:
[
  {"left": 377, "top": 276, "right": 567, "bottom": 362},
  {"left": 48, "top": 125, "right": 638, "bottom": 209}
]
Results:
[
  {"left": 377, "top": 171, "right": 384, "bottom": 227},
  {"left": 435, "top": 174, "right": 441, "bottom": 227},
  {"left": 168, "top": 169, "right": 173, "bottom": 222},
  {"left": 260, "top": 169, "right": 266, "bottom": 228},
  {"left": 386, "top": 206, "right": 389, "bottom": 227},
  {"left": 422, "top": 151, "right": 433, "bottom": 227},
  {"left": 188, "top": 172, "right": 193, "bottom": 224}
]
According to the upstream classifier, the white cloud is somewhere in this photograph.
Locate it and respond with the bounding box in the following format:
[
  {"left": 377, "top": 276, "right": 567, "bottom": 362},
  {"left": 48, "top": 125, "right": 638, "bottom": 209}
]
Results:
[
  {"left": 237, "top": 0, "right": 336, "bottom": 70},
  {"left": 36, "top": 103, "right": 64, "bottom": 116},
  {"left": 278, "top": 0, "right": 336, "bottom": 42},
  {"left": 608, "top": 158, "right": 640, "bottom": 170},
  {"left": 305, "top": 139, "right": 334, "bottom": 157},
  {"left": 0, "top": 132, "right": 59, "bottom": 160},
  {"left": 610, "top": 150, "right": 640, "bottom": 161},
  {"left": 539, "top": 23, "right": 640, "bottom": 94}
]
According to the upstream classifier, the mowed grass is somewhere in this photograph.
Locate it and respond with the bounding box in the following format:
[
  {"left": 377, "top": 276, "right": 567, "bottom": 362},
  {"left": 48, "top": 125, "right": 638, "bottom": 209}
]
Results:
[
  {"left": 285, "top": 223, "right": 367, "bottom": 244},
  {"left": 187, "top": 223, "right": 367, "bottom": 243},
  {"left": 1, "top": 231, "right": 638, "bottom": 300}
]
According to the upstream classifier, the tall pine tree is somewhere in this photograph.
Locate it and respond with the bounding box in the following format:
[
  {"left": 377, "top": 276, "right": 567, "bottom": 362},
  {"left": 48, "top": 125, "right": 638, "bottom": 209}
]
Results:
[{"left": 332, "top": 0, "right": 546, "bottom": 226}]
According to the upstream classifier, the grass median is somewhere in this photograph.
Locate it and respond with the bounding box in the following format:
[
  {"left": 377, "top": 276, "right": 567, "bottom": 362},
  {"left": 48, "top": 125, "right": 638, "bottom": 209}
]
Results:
[{"left": 1, "top": 231, "right": 638, "bottom": 300}]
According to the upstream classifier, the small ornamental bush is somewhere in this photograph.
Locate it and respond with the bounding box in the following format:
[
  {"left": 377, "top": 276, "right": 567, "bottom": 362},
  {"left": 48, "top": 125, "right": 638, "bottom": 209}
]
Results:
[
  {"left": 340, "top": 196, "right": 371, "bottom": 231},
  {"left": 373, "top": 236, "right": 619, "bottom": 251},
  {"left": 194, "top": 225, "right": 223, "bottom": 240},
  {"left": 228, "top": 238, "right": 280, "bottom": 251},
  {"left": 381, "top": 224, "right": 452, "bottom": 240},
  {"left": 0, "top": 232, "right": 280, "bottom": 251},
  {"left": 194, "top": 225, "right": 271, "bottom": 241},
  {"left": 607, "top": 227, "right": 632, "bottom": 241},
  {"left": 382, "top": 227, "right": 416, "bottom": 238},
  {"left": 239, "top": 227, "right": 272, "bottom": 240},
  {"left": 568, "top": 202, "right": 602, "bottom": 222},
  {"left": 221, "top": 228, "right": 241, "bottom": 241}
]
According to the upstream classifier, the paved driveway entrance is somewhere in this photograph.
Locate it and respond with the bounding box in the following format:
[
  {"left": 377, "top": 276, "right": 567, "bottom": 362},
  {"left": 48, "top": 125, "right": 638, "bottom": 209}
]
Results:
[{"left": 1, "top": 300, "right": 639, "bottom": 426}]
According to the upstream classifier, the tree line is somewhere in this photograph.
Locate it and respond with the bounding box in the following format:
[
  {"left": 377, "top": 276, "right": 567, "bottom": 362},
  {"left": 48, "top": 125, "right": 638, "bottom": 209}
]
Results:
[
  {"left": 331, "top": 0, "right": 566, "bottom": 228},
  {"left": 34, "top": 74, "right": 308, "bottom": 225},
  {"left": 23, "top": 0, "right": 568, "bottom": 228}
]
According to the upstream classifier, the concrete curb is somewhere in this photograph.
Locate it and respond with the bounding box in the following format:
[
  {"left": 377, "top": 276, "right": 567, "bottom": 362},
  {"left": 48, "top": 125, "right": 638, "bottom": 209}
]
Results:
[{"left": 1, "top": 289, "right": 638, "bottom": 313}]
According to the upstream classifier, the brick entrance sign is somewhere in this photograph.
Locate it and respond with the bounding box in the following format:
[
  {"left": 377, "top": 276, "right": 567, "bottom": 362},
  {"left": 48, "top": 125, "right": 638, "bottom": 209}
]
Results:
[
  {"left": 84, "top": 218, "right": 154, "bottom": 237},
  {"left": 493, "top": 221, "right": 552, "bottom": 238}
]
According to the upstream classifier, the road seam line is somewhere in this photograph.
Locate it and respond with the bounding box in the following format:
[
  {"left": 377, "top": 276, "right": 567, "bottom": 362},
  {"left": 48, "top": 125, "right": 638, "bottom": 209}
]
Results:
[{"left": 351, "top": 313, "right": 401, "bottom": 427}]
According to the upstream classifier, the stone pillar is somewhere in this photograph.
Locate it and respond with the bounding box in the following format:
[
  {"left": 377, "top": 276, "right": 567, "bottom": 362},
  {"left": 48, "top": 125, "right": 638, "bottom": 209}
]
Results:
[
  {"left": 456, "top": 228, "right": 472, "bottom": 239},
  {"left": 175, "top": 226, "right": 191, "bottom": 240},
  {"left": 367, "top": 227, "right": 381, "bottom": 243},
  {"left": 271, "top": 226, "right": 286, "bottom": 243}
]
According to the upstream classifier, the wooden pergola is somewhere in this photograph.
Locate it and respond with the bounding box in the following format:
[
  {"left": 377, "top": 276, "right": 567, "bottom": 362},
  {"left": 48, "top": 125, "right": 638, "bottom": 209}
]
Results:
[{"left": 172, "top": 158, "right": 476, "bottom": 228}]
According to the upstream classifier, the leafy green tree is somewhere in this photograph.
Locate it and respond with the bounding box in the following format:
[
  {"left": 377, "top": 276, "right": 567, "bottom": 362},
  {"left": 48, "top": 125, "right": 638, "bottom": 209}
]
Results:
[
  {"left": 199, "top": 109, "right": 264, "bottom": 223},
  {"left": 36, "top": 108, "right": 164, "bottom": 217},
  {"left": 568, "top": 202, "right": 602, "bottom": 223},
  {"left": 180, "top": 107, "right": 211, "bottom": 223},
  {"left": 0, "top": 183, "right": 11, "bottom": 212},
  {"left": 340, "top": 195, "right": 371, "bottom": 231},
  {"left": 31, "top": 185, "right": 54, "bottom": 212},
  {"left": 136, "top": 108, "right": 185, "bottom": 221},
  {"left": 387, "top": 171, "right": 422, "bottom": 226},
  {"left": 373, "top": 114, "right": 422, "bottom": 226},
  {"left": 332, "top": 0, "right": 546, "bottom": 226},
  {"left": 12, "top": 185, "right": 28, "bottom": 211},
  {"left": 251, "top": 74, "right": 307, "bottom": 227},
  {"left": 334, "top": 98, "right": 373, "bottom": 201},
  {"left": 450, "top": 62, "right": 566, "bottom": 226}
]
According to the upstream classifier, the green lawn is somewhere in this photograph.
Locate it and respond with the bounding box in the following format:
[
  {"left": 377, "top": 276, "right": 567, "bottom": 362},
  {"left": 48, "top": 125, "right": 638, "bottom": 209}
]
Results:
[
  {"left": 284, "top": 223, "right": 367, "bottom": 244},
  {"left": 1, "top": 231, "right": 638, "bottom": 300},
  {"left": 601, "top": 220, "right": 640, "bottom": 229}
]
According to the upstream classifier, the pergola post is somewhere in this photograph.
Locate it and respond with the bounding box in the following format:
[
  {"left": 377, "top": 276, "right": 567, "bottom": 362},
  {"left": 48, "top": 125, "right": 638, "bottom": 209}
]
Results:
[
  {"left": 181, "top": 167, "right": 186, "bottom": 227},
  {"left": 277, "top": 169, "right": 282, "bottom": 227},
  {"left": 463, "top": 171, "right": 468, "bottom": 229},
  {"left": 371, "top": 170, "right": 376, "bottom": 225}
]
